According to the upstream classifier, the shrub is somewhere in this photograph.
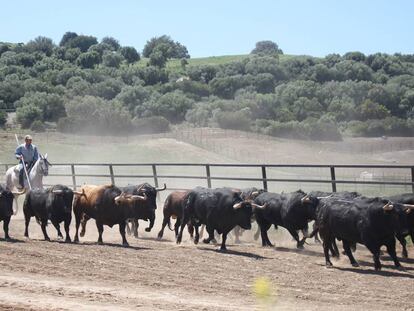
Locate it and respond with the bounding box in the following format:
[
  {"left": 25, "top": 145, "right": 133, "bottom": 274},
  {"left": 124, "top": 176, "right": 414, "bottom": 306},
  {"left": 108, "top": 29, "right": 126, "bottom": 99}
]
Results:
[
  {"left": 30, "top": 120, "right": 46, "bottom": 132},
  {"left": 0, "top": 110, "right": 7, "bottom": 127},
  {"left": 214, "top": 110, "right": 251, "bottom": 131},
  {"left": 132, "top": 116, "right": 170, "bottom": 134}
]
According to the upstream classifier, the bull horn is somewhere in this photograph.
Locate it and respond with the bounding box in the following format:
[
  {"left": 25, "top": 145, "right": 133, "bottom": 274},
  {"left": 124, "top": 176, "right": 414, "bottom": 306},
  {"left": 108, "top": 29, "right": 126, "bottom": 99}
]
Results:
[
  {"left": 317, "top": 194, "right": 333, "bottom": 200},
  {"left": 301, "top": 195, "right": 310, "bottom": 203},
  {"left": 73, "top": 189, "right": 85, "bottom": 196},
  {"left": 12, "top": 188, "right": 26, "bottom": 196},
  {"left": 251, "top": 202, "right": 266, "bottom": 209},
  {"left": 233, "top": 202, "right": 243, "bottom": 209},
  {"left": 114, "top": 192, "right": 126, "bottom": 204},
  {"left": 130, "top": 194, "right": 147, "bottom": 201},
  {"left": 52, "top": 190, "right": 64, "bottom": 194},
  {"left": 156, "top": 183, "right": 167, "bottom": 192},
  {"left": 136, "top": 184, "right": 146, "bottom": 193},
  {"left": 251, "top": 191, "right": 259, "bottom": 196},
  {"left": 383, "top": 202, "right": 394, "bottom": 211},
  {"left": 402, "top": 204, "right": 414, "bottom": 210}
]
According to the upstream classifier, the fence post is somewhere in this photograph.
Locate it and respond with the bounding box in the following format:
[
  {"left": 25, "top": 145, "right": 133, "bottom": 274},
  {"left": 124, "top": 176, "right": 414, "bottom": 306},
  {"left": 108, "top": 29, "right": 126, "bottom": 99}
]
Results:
[
  {"left": 261, "top": 165, "right": 268, "bottom": 191},
  {"left": 109, "top": 165, "right": 115, "bottom": 185},
  {"left": 330, "top": 166, "right": 337, "bottom": 192},
  {"left": 71, "top": 164, "right": 76, "bottom": 190},
  {"left": 411, "top": 167, "right": 414, "bottom": 193},
  {"left": 205, "top": 165, "right": 212, "bottom": 188},
  {"left": 152, "top": 164, "right": 159, "bottom": 188}
]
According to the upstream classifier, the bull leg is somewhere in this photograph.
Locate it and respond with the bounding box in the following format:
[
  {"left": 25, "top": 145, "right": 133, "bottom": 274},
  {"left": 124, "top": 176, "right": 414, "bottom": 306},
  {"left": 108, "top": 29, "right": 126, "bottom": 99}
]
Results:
[
  {"left": 96, "top": 221, "right": 104, "bottom": 245},
  {"left": 119, "top": 222, "right": 129, "bottom": 247},
  {"left": 80, "top": 213, "right": 90, "bottom": 237},
  {"left": 342, "top": 240, "right": 359, "bottom": 267},
  {"left": 157, "top": 217, "right": 169, "bottom": 239},
  {"left": 396, "top": 233, "right": 408, "bottom": 258},
  {"left": 132, "top": 218, "right": 139, "bottom": 238},
  {"left": 41, "top": 219, "right": 50, "bottom": 241},
  {"left": 220, "top": 232, "right": 228, "bottom": 251},
  {"left": 74, "top": 209, "right": 81, "bottom": 243},
  {"left": 323, "top": 237, "right": 333, "bottom": 267},
  {"left": 193, "top": 224, "right": 200, "bottom": 244},
  {"left": 253, "top": 226, "right": 260, "bottom": 241},
  {"left": 203, "top": 226, "right": 215, "bottom": 244},
  {"left": 233, "top": 226, "right": 241, "bottom": 244},
  {"left": 64, "top": 217, "right": 71, "bottom": 243},
  {"left": 260, "top": 222, "right": 273, "bottom": 247},
  {"left": 3, "top": 217, "right": 11, "bottom": 240},
  {"left": 330, "top": 240, "right": 340, "bottom": 258},
  {"left": 24, "top": 210, "right": 31, "bottom": 238},
  {"left": 126, "top": 220, "right": 132, "bottom": 236},
  {"left": 176, "top": 214, "right": 189, "bottom": 244},
  {"left": 287, "top": 228, "right": 305, "bottom": 249},
  {"left": 187, "top": 223, "right": 194, "bottom": 239},
  {"left": 385, "top": 238, "right": 402, "bottom": 269},
  {"left": 366, "top": 244, "right": 382, "bottom": 271},
  {"left": 51, "top": 220, "right": 63, "bottom": 239}
]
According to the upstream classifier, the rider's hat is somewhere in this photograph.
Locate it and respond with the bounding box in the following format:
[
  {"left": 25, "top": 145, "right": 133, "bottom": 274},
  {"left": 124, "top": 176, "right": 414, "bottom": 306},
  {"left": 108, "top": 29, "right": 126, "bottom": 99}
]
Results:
[{"left": 24, "top": 135, "right": 33, "bottom": 140}]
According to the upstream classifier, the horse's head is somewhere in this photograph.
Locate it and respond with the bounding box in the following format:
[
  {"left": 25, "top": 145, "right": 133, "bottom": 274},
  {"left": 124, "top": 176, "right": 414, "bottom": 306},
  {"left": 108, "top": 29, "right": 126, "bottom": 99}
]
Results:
[{"left": 38, "top": 153, "right": 52, "bottom": 176}]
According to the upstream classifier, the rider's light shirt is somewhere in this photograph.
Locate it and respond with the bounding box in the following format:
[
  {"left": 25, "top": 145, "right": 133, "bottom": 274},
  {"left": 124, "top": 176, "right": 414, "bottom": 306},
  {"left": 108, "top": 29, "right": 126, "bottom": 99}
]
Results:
[{"left": 15, "top": 144, "right": 39, "bottom": 163}]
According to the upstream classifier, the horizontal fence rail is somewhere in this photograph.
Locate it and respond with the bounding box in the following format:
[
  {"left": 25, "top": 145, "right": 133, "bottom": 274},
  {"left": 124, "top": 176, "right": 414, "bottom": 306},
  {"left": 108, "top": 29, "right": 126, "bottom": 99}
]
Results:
[{"left": 1, "top": 163, "right": 414, "bottom": 194}]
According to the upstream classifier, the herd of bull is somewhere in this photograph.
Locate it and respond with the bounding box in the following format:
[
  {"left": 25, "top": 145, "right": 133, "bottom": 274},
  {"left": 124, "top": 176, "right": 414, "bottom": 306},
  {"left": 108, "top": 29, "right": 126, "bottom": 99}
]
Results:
[{"left": 1, "top": 182, "right": 414, "bottom": 271}]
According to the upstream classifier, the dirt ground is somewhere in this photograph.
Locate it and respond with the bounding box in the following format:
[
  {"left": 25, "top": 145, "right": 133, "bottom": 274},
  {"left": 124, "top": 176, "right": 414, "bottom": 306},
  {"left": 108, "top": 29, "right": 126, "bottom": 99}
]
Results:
[{"left": 1, "top": 208, "right": 414, "bottom": 311}]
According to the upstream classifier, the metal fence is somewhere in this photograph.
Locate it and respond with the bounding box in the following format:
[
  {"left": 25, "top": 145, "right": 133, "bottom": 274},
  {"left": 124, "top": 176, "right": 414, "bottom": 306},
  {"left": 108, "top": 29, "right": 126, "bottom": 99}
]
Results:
[{"left": 1, "top": 163, "right": 413, "bottom": 194}]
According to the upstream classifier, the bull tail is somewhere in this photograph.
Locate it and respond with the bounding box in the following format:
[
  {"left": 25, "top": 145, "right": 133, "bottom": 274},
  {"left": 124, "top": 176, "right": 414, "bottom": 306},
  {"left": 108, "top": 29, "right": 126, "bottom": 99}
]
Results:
[{"left": 167, "top": 218, "right": 173, "bottom": 231}]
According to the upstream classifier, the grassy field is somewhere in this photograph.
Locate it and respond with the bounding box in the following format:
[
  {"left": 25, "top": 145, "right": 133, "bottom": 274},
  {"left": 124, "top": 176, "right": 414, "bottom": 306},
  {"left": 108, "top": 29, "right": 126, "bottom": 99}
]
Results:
[{"left": 136, "top": 53, "right": 300, "bottom": 73}]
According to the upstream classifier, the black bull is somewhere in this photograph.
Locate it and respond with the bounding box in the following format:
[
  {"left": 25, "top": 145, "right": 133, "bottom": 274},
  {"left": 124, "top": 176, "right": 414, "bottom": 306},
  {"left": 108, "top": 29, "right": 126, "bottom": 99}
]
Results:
[
  {"left": 0, "top": 185, "right": 25, "bottom": 240},
  {"left": 176, "top": 187, "right": 265, "bottom": 251},
  {"left": 23, "top": 185, "right": 82, "bottom": 242},
  {"left": 317, "top": 197, "right": 414, "bottom": 270},
  {"left": 253, "top": 190, "right": 320, "bottom": 248}
]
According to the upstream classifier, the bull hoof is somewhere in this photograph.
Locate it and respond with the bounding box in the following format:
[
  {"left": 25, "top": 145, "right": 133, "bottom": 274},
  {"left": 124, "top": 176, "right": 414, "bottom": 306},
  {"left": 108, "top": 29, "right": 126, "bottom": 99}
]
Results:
[
  {"left": 219, "top": 246, "right": 227, "bottom": 252},
  {"left": 80, "top": 231, "right": 85, "bottom": 238},
  {"left": 395, "top": 265, "right": 405, "bottom": 271},
  {"left": 5, "top": 237, "right": 11, "bottom": 242},
  {"left": 351, "top": 262, "right": 359, "bottom": 267},
  {"left": 65, "top": 238, "right": 71, "bottom": 243},
  {"left": 123, "top": 242, "right": 129, "bottom": 247},
  {"left": 97, "top": 240, "right": 104, "bottom": 245},
  {"left": 202, "top": 238, "right": 210, "bottom": 244},
  {"left": 374, "top": 265, "right": 382, "bottom": 271},
  {"left": 402, "top": 250, "right": 408, "bottom": 259},
  {"left": 73, "top": 237, "right": 79, "bottom": 243},
  {"left": 145, "top": 228, "right": 151, "bottom": 232},
  {"left": 325, "top": 261, "right": 333, "bottom": 268},
  {"left": 211, "top": 239, "right": 217, "bottom": 244},
  {"left": 45, "top": 237, "right": 51, "bottom": 242}
]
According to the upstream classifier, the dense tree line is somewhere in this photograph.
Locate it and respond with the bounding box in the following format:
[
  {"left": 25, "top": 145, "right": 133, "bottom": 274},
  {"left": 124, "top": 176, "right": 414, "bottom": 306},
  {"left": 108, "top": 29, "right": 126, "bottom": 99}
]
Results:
[{"left": 0, "top": 34, "right": 413, "bottom": 140}]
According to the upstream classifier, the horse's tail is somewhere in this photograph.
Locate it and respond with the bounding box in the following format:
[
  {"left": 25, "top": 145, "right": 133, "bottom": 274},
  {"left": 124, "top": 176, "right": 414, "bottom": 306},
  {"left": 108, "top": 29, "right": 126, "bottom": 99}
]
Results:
[{"left": 5, "top": 168, "right": 19, "bottom": 215}]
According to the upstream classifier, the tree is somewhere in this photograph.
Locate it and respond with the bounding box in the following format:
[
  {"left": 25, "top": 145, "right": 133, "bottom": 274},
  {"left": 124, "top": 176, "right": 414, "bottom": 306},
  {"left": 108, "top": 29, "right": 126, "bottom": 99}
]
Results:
[
  {"left": 102, "top": 51, "right": 124, "bottom": 68},
  {"left": 120, "top": 46, "right": 140, "bottom": 64},
  {"left": 16, "top": 104, "right": 42, "bottom": 128},
  {"left": 142, "top": 35, "right": 190, "bottom": 58},
  {"left": 148, "top": 49, "right": 167, "bottom": 68},
  {"left": 25, "top": 36, "right": 55, "bottom": 56},
  {"left": 251, "top": 40, "right": 283, "bottom": 57},
  {"left": 76, "top": 51, "right": 101, "bottom": 68},
  {"left": 66, "top": 35, "right": 98, "bottom": 52},
  {"left": 59, "top": 32, "right": 78, "bottom": 46},
  {"left": 0, "top": 110, "right": 7, "bottom": 128},
  {"left": 101, "top": 36, "right": 120, "bottom": 50},
  {"left": 115, "top": 84, "right": 151, "bottom": 112}
]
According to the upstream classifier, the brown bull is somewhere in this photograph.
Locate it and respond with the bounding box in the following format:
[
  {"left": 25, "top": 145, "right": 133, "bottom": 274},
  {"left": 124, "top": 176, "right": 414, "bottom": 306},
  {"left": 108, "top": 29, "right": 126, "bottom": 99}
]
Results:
[
  {"left": 73, "top": 184, "right": 146, "bottom": 246},
  {"left": 157, "top": 190, "right": 194, "bottom": 239}
]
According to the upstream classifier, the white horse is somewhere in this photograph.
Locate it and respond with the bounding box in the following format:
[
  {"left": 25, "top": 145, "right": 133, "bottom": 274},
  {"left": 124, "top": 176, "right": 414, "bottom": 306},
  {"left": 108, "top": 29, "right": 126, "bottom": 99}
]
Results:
[{"left": 5, "top": 153, "right": 52, "bottom": 213}]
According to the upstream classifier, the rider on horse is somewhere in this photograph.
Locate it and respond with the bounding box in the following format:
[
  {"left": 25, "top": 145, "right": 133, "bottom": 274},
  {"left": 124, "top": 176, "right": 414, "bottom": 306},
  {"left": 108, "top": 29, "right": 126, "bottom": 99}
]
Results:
[{"left": 15, "top": 135, "right": 39, "bottom": 189}]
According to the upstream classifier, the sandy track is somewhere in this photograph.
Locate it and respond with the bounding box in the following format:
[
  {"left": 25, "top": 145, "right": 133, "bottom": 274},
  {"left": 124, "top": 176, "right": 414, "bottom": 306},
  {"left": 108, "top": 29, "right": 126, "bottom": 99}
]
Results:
[{"left": 1, "top": 217, "right": 414, "bottom": 310}]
